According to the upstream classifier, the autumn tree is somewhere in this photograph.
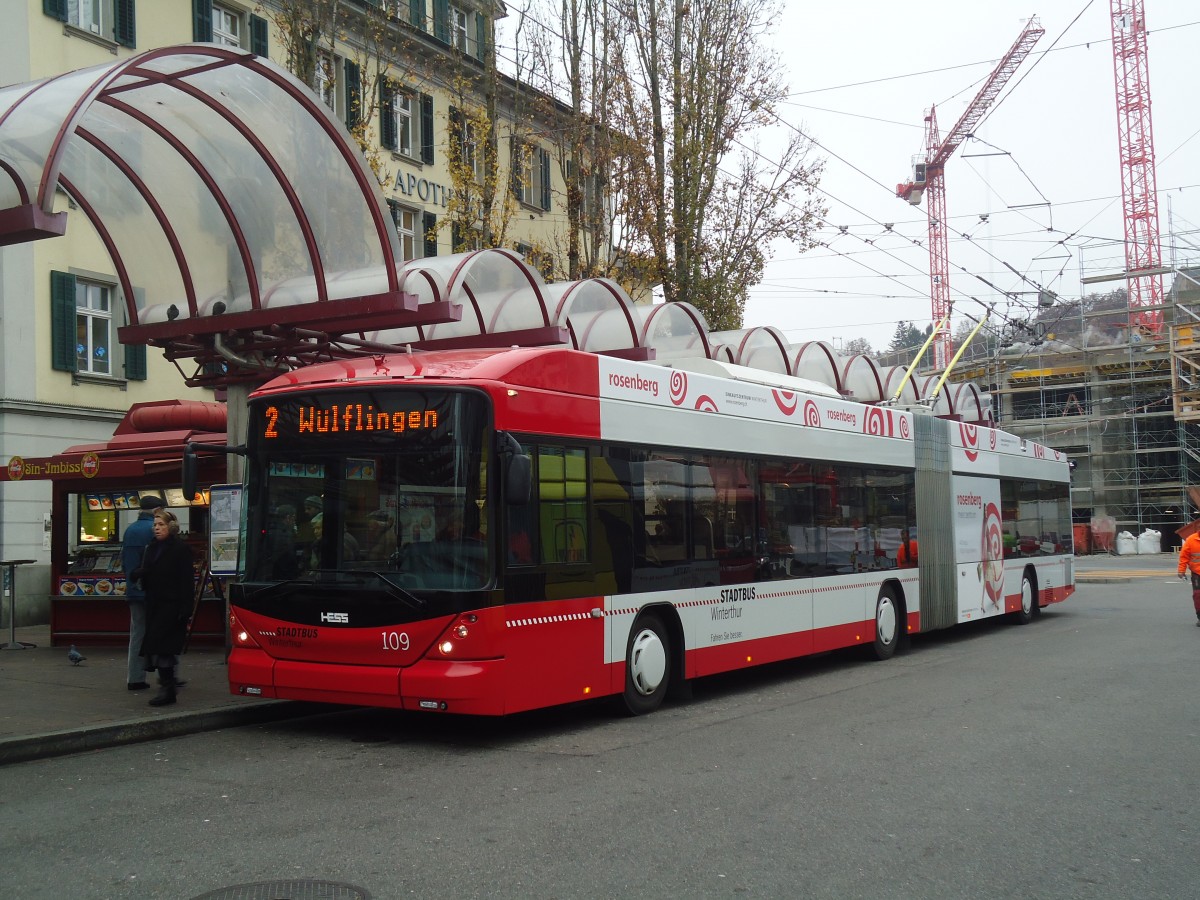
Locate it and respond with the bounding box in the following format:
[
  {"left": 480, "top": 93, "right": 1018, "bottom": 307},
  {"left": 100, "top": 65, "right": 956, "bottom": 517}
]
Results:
[
  {"left": 517, "top": 0, "right": 639, "bottom": 283},
  {"left": 440, "top": 12, "right": 525, "bottom": 254},
  {"left": 842, "top": 337, "right": 874, "bottom": 356},
  {"left": 607, "top": 0, "right": 825, "bottom": 330}
]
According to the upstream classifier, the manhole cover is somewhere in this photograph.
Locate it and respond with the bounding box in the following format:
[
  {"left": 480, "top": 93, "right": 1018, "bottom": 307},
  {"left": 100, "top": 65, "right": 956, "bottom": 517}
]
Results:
[{"left": 191, "top": 880, "right": 370, "bottom": 900}]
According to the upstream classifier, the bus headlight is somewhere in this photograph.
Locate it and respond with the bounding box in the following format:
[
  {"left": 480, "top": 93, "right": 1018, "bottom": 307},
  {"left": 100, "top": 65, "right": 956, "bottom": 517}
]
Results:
[{"left": 439, "top": 640, "right": 454, "bottom": 654}]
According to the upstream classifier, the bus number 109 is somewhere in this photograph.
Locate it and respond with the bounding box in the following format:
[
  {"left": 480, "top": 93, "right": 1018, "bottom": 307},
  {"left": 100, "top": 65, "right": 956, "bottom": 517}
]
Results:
[{"left": 381, "top": 631, "right": 410, "bottom": 651}]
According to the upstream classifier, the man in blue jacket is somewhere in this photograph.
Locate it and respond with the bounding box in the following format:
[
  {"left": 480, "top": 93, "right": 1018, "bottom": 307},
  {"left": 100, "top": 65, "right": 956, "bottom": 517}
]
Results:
[{"left": 121, "top": 496, "right": 163, "bottom": 690}]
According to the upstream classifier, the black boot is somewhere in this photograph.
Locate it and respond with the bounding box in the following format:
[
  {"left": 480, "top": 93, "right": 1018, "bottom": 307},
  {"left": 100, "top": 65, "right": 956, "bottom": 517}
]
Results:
[{"left": 149, "top": 667, "right": 177, "bottom": 706}]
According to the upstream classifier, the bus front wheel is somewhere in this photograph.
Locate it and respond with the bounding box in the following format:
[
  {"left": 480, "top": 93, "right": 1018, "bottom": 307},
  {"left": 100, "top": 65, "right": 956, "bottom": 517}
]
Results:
[
  {"left": 873, "top": 588, "right": 901, "bottom": 660},
  {"left": 1012, "top": 569, "right": 1038, "bottom": 625},
  {"left": 621, "top": 614, "right": 670, "bottom": 715}
]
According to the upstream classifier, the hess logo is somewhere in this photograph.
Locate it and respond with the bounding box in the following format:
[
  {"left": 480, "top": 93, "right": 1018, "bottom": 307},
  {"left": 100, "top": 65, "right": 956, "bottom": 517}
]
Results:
[{"left": 320, "top": 611, "right": 349, "bottom": 624}]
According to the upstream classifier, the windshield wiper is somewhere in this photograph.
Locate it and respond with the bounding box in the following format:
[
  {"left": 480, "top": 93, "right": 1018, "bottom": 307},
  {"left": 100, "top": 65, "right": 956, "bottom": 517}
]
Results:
[{"left": 341, "top": 570, "right": 427, "bottom": 611}]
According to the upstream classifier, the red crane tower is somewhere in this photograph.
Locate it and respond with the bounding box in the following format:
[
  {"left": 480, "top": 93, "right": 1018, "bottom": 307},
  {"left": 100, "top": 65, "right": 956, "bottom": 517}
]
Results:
[
  {"left": 897, "top": 18, "right": 1044, "bottom": 370},
  {"left": 1109, "top": 0, "right": 1163, "bottom": 336}
]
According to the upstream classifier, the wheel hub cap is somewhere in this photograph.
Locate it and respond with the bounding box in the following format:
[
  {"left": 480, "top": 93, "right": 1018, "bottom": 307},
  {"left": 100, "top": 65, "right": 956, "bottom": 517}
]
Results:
[{"left": 629, "top": 629, "right": 666, "bottom": 696}]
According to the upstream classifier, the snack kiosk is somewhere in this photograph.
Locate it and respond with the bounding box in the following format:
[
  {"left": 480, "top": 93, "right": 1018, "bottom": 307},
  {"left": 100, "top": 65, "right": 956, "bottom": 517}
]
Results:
[{"left": 34, "top": 401, "right": 230, "bottom": 646}]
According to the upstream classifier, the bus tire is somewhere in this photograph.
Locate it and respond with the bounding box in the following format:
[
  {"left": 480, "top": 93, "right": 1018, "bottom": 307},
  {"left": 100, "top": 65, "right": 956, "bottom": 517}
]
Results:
[
  {"left": 872, "top": 587, "right": 901, "bottom": 661},
  {"left": 621, "top": 613, "right": 670, "bottom": 716},
  {"left": 1012, "top": 568, "right": 1038, "bottom": 625}
]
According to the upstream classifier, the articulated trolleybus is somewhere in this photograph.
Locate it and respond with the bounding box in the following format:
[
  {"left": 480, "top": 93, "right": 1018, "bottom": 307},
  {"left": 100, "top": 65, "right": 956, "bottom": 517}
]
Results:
[{"left": 227, "top": 346, "right": 1074, "bottom": 715}]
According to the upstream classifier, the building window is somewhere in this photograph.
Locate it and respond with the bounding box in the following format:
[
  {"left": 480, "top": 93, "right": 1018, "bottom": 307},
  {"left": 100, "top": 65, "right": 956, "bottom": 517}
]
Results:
[
  {"left": 68, "top": 0, "right": 106, "bottom": 36},
  {"left": 394, "top": 92, "right": 413, "bottom": 156},
  {"left": 382, "top": 84, "right": 426, "bottom": 158},
  {"left": 389, "top": 201, "right": 418, "bottom": 261},
  {"left": 212, "top": 4, "right": 241, "bottom": 46},
  {"left": 316, "top": 53, "right": 338, "bottom": 113},
  {"left": 450, "top": 7, "right": 469, "bottom": 51},
  {"left": 192, "top": 2, "right": 266, "bottom": 54},
  {"left": 451, "top": 109, "right": 481, "bottom": 182},
  {"left": 75, "top": 281, "right": 112, "bottom": 376},
  {"left": 512, "top": 141, "right": 551, "bottom": 211},
  {"left": 51, "top": 271, "right": 146, "bottom": 381},
  {"left": 46, "top": 0, "right": 135, "bottom": 46}
]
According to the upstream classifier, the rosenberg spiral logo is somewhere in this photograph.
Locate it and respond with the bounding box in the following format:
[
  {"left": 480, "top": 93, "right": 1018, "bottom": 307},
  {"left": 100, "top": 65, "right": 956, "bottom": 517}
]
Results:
[
  {"left": 772, "top": 389, "right": 798, "bottom": 416},
  {"left": 694, "top": 395, "right": 719, "bottom": 412},
  {"left": 863, "top": 407, "right": 896, "bottom": 437},
  {"left": 898, "top": 416, "right": 911, "bottom": 439},
  {"left": 960, "top": 422, "right": 980, "bottom": 462},
  {"left": 981, "top": 501, "right": 1005, "bottom": 608},
  {"left": 989, "top": 429, "right": 997, "bottom": 450},
  {"left": 669, "top": 370, "right": 688, "bottom": 406},
  {"left": 802, "top": 399, "right": 821, "bottom": 427}
]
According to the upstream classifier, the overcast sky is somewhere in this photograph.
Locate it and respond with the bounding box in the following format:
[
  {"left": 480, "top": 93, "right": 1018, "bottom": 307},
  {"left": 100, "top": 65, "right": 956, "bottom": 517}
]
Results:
[{"left": 743, "top": 0, "right": 1199, "bottom": 352}]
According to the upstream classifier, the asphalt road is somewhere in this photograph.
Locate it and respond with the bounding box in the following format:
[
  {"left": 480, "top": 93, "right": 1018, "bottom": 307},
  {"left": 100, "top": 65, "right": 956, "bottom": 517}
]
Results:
[{"left": 2, "top": 573, "right": 1197, "bottom": 899}]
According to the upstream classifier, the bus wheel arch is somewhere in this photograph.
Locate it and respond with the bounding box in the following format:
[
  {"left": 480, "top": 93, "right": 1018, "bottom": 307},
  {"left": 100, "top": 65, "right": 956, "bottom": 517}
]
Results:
[
  {"left": 620, "top": 606, "right": 678, "bottom": 715},
  {"left": 872, "top": 582, "right": 906, "bottom": 660}
]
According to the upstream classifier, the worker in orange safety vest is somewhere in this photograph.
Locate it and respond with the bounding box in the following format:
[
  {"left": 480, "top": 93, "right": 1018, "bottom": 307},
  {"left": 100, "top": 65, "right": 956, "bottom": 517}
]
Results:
[
  {"left": 897, "top": 529, "right": 919, "bottom": 569},
  {"left": 1175, "top": 531, "right": 1200, "bottom": 626}
]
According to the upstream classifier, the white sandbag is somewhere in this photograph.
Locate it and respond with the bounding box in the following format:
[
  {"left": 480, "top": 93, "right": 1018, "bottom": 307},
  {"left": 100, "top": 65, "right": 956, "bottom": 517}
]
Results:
[
  {"left": 1115, "top": 531, "right": 1138, "bottom": 555},
  {"left": 1137, "top": 529, "right": 1161, "bottom": 554}
]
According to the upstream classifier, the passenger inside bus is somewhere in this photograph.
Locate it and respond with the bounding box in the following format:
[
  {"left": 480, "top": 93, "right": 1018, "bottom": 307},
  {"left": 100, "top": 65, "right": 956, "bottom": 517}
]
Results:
[
  {"left": 267, "top": 504, "right": 300, "bottom": 578},
  {"left": 364, "top": 509, "right": 397, "bottom": 562},
  {"left": 308, "top": 513, "right": 359, "bottom": 569}
]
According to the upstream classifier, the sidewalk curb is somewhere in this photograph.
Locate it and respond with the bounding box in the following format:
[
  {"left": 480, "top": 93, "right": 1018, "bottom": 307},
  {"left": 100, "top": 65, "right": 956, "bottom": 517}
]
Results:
[{"left": 0, "top": 700, "right": 329, "bottom": 767}]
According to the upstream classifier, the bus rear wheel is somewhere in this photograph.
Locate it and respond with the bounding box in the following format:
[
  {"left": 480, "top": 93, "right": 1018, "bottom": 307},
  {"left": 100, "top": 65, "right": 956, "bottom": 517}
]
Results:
[
  {"left": 873, "top": 588, "right": 901, "bottom": 660},
  {"left": 621, "top": 613, "right": 670, "bottom": 715}
]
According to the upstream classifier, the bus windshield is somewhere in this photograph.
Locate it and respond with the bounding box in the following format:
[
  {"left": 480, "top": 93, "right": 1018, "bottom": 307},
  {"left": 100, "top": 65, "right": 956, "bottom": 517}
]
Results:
[{"left": 241, "top": 388, "right": 491, "bottom": 594}]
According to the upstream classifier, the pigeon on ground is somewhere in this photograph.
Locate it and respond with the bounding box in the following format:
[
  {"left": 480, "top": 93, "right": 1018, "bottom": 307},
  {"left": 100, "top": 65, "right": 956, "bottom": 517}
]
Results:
[{"left": 67, "top": 644, "right": 86, "bottom": 665}]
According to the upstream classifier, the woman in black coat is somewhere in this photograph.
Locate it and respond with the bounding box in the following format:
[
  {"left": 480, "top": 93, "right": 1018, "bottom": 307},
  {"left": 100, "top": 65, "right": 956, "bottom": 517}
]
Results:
[{"left": 134, "top": 508, "right": 194, "bottom": 706}]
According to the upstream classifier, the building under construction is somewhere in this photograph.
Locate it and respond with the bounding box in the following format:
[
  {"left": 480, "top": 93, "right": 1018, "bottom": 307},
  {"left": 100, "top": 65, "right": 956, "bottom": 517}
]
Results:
[{"left": 938, "top": 267, "right": 1200, "bottom": 552}]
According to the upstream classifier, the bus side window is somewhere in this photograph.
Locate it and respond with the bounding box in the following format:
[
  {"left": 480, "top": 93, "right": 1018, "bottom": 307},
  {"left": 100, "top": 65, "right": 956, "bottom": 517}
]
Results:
[{"left": 537, "top": 445, "right": 589, "bottom": 564}]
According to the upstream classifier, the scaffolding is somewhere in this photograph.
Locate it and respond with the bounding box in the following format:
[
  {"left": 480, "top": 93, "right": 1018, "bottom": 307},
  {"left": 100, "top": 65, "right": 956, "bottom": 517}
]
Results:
[{"left": 961, "top": 266, "right": 1200, "bottom": 549}]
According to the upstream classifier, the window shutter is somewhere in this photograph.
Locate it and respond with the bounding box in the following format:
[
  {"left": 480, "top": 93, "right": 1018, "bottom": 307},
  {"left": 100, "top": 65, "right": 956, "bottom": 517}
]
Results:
[
  {"left": 50, "top": 271, "right": 77, "bottom": 373},
  {"left": 379, "top": 80, "right": 396, "bottom": 150},
  {"left": 433, "top": 0, "right": 449, "bottom": 44},
  {"left": 44, "top": 0, "right": 67, "bottom": 22},
  {"left": 419, "top": 94, "right": 434, "bottom": 164},
  {"left": 124, "top": 341, "right": 147, "bottom": 381},
  {"left": 249, "top": 14, "right": 268, "bottom": 56},
  {"left": 475, "top": 12, "right": 486, "bottom": 61},
  {"left": 344, "top": 59, "right": 361, "bottom": 131},
  {"left": 409, "top": 0, "right": 424, "bottom": 30},
  {"left": 192, "top": 0, "right": 212, "bottom": 41},
  {"left": 422, "top": 212, "right": 438, "bottom": 257},
  {"left": 539, "top": 148, "right": 552, "bottom": 211},
  {"left": 113, "top": 0, "right": 136, "bottom": 47}
]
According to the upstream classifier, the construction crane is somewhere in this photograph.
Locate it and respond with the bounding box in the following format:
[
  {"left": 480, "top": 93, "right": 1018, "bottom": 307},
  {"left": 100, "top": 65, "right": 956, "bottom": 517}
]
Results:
[
  {"left": 897, "top": 17, "right": 1044, "bottom": 370},
  {"left": 1109, "top": 0, "right": 1163, "bottom": 337}
]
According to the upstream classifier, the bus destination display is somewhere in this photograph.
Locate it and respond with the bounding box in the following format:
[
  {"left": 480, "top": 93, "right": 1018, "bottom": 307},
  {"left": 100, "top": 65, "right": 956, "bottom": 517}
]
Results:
[{"left": 263, "top": 402, "right": 440, "bottom": 439}]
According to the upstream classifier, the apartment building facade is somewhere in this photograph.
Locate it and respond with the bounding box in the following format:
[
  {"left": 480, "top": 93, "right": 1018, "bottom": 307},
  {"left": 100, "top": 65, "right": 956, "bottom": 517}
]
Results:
[{"left": 0, "top": 0, "right": 603, "bottom": 619}]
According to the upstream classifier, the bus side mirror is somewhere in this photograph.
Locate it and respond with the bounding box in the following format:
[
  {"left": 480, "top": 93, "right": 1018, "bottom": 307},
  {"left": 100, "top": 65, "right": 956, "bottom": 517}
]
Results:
[
  {"left": 183, "top": 444, "right": 198, "bottom": 501},
  {"left": 497, "top": 432, "right": 531, "bottom": 505},
  {"left": 507, "top": 454, "right": 531, "bottom": 505}
]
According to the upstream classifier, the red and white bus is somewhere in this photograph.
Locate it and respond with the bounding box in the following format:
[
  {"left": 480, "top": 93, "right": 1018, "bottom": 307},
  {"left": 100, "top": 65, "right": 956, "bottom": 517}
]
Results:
[{"left": 226, "top": 346, "right": 1074, "bottom": 715}]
